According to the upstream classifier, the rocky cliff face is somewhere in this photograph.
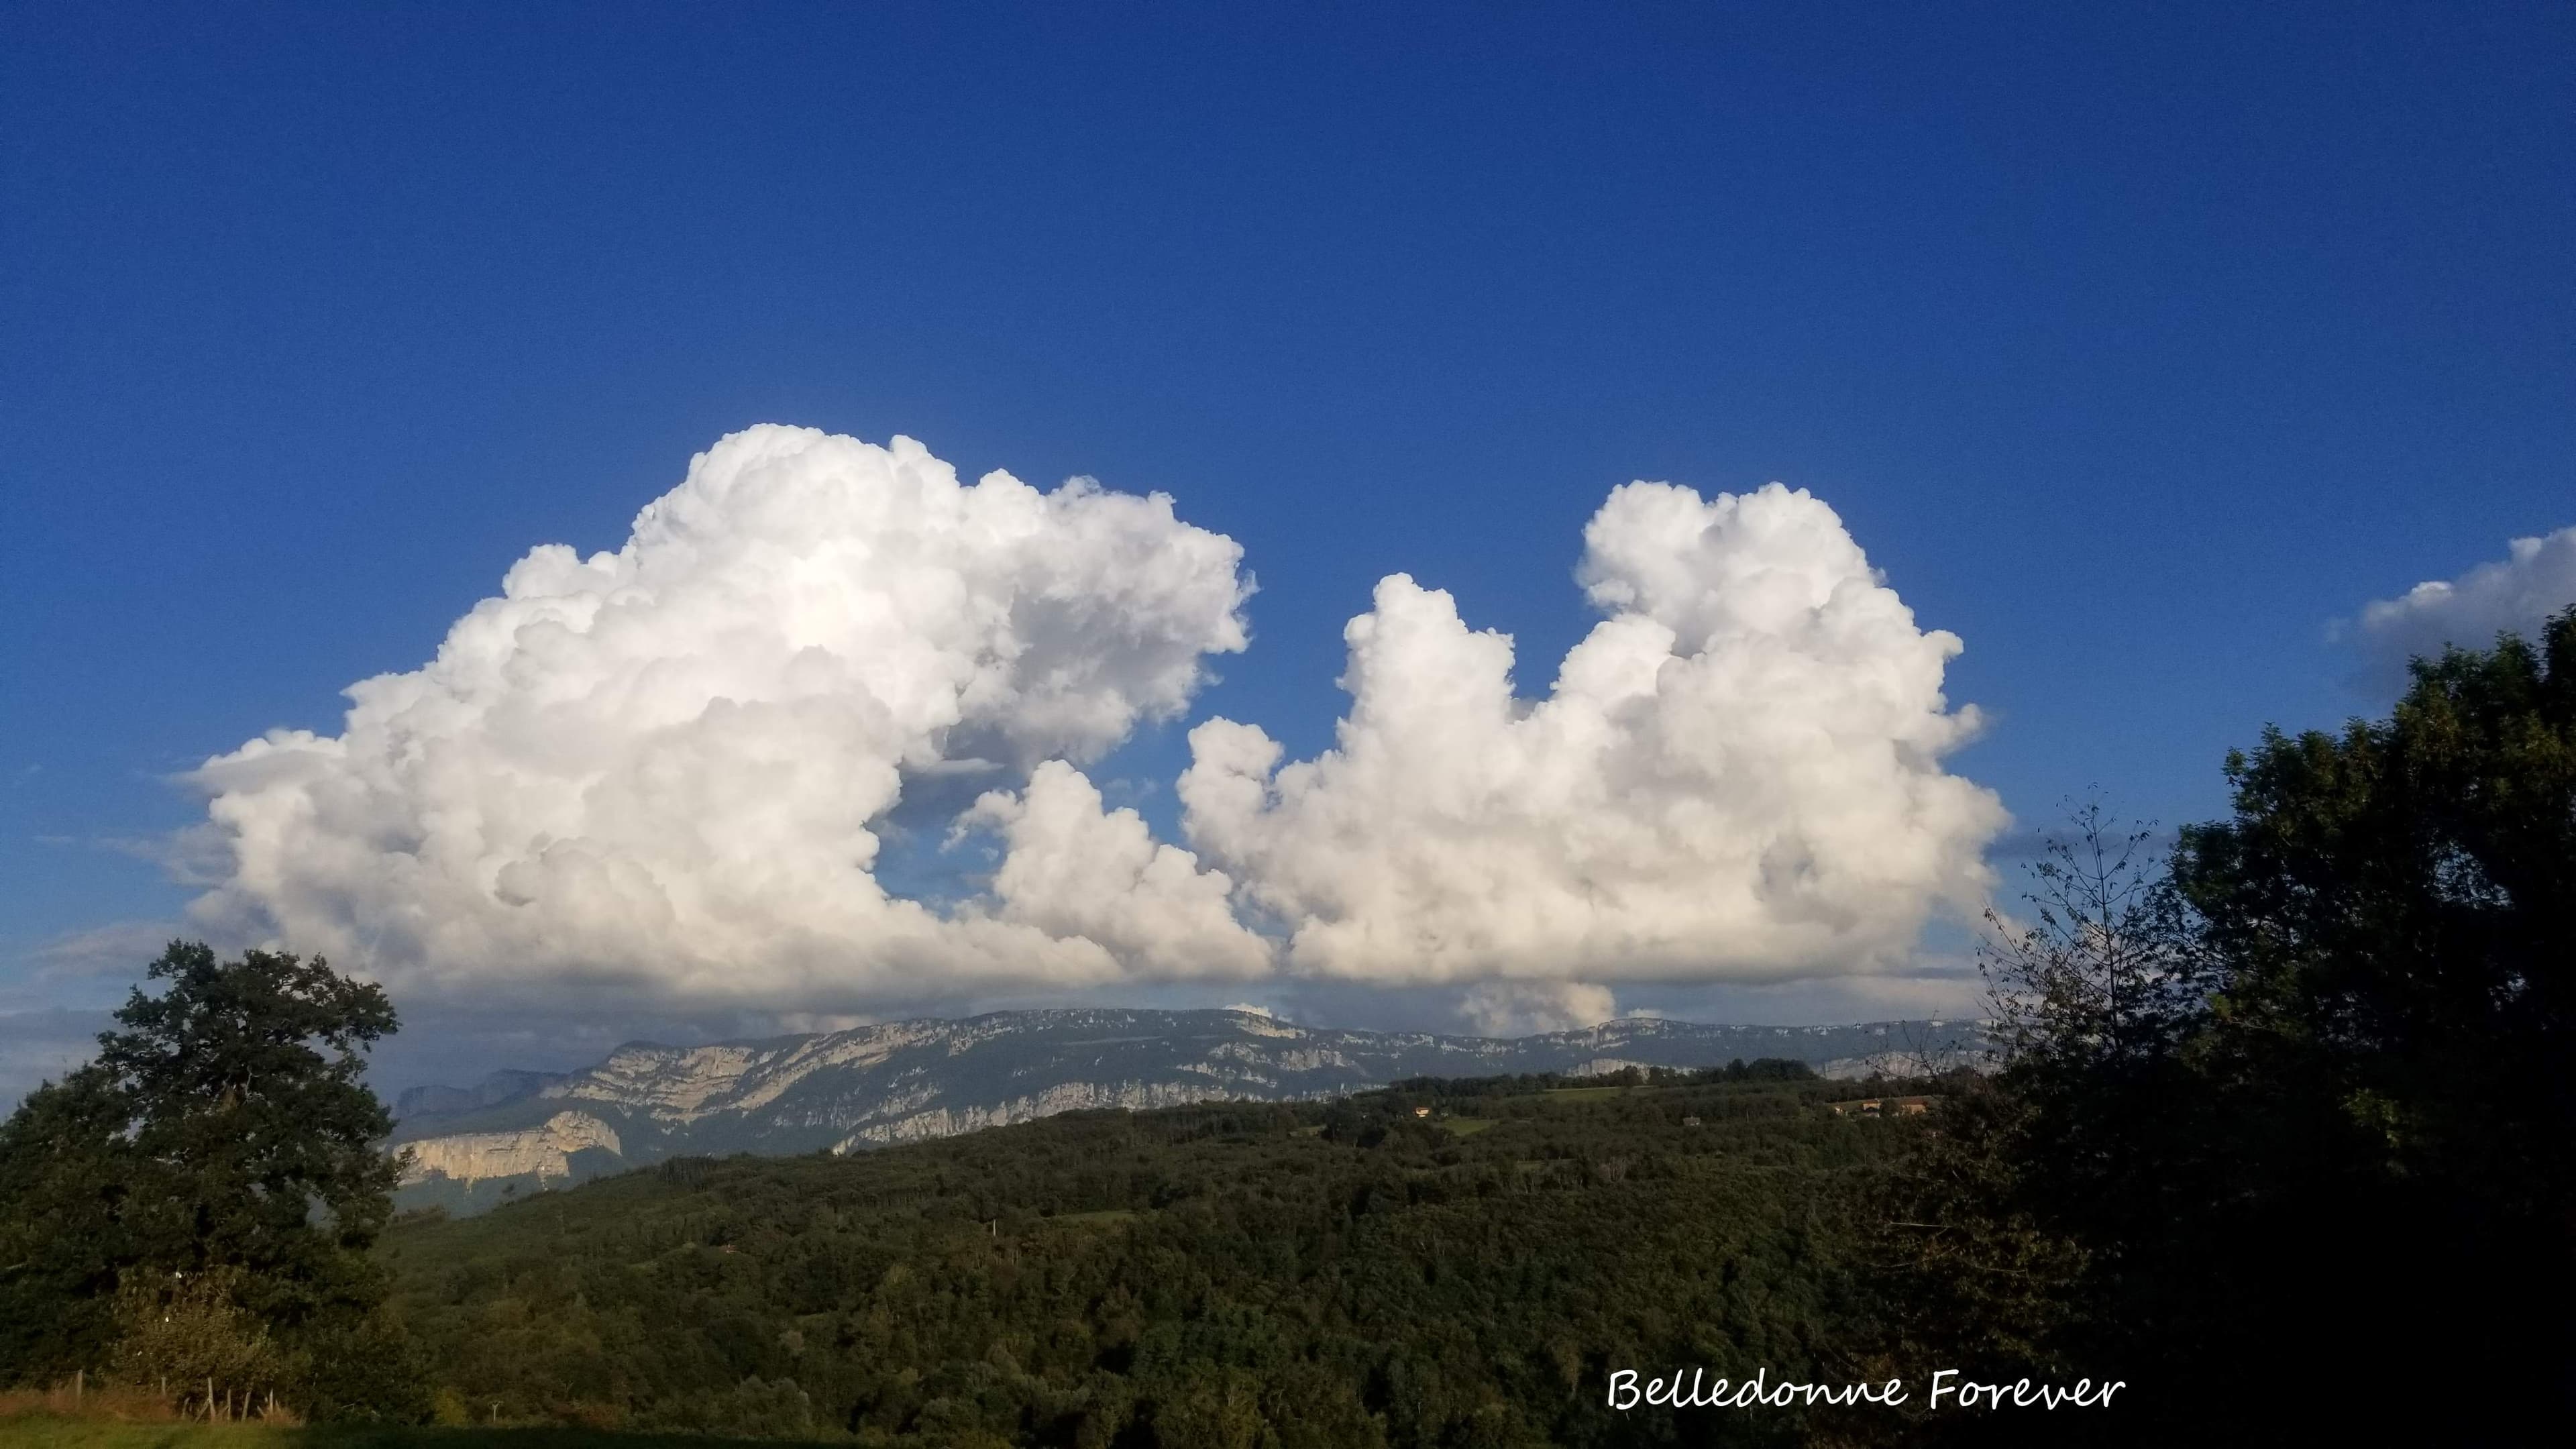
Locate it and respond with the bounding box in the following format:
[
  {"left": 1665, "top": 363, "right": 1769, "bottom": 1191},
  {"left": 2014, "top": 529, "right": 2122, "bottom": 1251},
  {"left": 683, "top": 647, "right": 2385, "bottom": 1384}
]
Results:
[
  {"left": 837, "top": 1077, "right": 1255, "bottom": 1150},
  {"left": 397, "top": 1110, "right": 622, "bottom": 1185},
  {"left": 390, "top": 1009, "right": 1988, "bottom": 1212}
]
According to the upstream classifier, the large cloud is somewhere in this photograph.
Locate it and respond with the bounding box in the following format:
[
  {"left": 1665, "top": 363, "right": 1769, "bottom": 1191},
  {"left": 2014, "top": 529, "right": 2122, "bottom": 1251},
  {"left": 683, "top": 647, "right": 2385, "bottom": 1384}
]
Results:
[
  {"left": 1173, "top": 482, "right": 2006, "bottom": 987},
  {"left": 187, "top": 434, "right": 2004, "bottom": 1027},
  {"left": 2350, "top": 525, "right": 2576, "bottom": 693},
  {"left": 188, "top": 426, "right": 1256, "bottom": 1009}
]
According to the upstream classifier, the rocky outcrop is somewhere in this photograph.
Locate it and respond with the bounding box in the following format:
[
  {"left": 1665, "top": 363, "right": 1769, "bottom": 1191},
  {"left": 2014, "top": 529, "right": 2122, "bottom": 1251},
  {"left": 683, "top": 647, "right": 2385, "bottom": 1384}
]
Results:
[
  {"left": 833, "top": 1077, "right": 1276, "bottom": 1150},
  {"left": 398, "top": 1110, "right": 623, "bottom": 1185}
]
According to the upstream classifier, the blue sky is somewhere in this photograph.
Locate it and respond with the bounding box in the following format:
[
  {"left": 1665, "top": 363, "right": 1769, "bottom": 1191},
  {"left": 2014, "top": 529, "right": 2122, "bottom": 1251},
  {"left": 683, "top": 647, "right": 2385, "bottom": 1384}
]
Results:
[{"left": 4, "top": 3, "right": 2571, "bottom": 1085}]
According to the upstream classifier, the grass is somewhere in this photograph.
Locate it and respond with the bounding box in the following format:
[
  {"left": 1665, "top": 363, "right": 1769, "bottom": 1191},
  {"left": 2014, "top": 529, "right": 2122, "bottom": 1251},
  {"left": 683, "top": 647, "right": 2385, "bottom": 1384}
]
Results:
[
  {"left": 1534, "top": 1085, "right": 1626, "bottom": 1102},
  {"left": 0, "top": 1417, "right": 836, "bottom": 1448},
  {"left": 0, "top": 1389, "right": 828, "bottom": 1449},
  {"left": 0, "top": 1420, "right": 284, "bottom": 1448},
  {"left": 1437, "top": 1116, "right": 1498, "bottom": 1137}
]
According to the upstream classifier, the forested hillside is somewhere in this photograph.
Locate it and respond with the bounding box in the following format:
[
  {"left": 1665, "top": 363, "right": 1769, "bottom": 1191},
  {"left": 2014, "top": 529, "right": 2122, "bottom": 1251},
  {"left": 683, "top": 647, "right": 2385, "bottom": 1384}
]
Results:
[{"left": 381, "top": 1067, "right": 1900, "bottom": 1448}]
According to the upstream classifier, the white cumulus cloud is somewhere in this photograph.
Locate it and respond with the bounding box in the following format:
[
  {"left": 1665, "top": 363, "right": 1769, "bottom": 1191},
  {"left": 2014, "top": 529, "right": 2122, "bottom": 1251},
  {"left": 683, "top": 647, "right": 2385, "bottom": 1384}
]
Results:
[
  {"left": 186, "top": 426, "right": 1254, "bottom": 1010},
  {"left": 1175, "top": 482, "right": 2006, "bottom": 989},
  {"left": 961, "top": 760, "right": 1272, "bottom": 981},
  {"left": 183, "top": 432, "right": 2006, "bottom": 1024},
  {"left": 2350, "top": 526, "right": 2576, "bottom": 693}
]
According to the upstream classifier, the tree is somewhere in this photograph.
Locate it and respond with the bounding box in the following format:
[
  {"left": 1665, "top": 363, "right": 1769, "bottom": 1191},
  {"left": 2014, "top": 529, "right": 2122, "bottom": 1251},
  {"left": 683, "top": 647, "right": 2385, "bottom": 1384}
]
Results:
[
  {"left": 1979, "top": 802, "right": 2206, "bottom": 1076},
  {"left": 2161, "top": 607, "right": 2576, "bottom": 1423},
  {"left": 97, "top": 943, "right": 403, "bottom": 1318},
  {"left": 1871, "top": 612, "right": 2576, "bottom": 1441},
  {"left": 1851, "top": 804, "right": 2188, "bottom": 1444},
  {"left": 0, "top": 942, "right": 421, "bottom": 1417},
  {"left": 0, "top": 1065, "right": 138, "bottom": 1381},
  {"left": 2174, "top": 608, "right": 2576, "bottom": 1230},
  {"left": 110, "top": 1266, "right": 284, "bottom": 1415}
]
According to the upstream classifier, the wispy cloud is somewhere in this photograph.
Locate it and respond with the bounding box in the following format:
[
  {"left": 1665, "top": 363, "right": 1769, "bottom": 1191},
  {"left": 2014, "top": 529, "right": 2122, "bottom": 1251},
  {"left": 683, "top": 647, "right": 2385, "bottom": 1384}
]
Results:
[{"left": 25, "top": 920, "right": 186, "bottom": 982}]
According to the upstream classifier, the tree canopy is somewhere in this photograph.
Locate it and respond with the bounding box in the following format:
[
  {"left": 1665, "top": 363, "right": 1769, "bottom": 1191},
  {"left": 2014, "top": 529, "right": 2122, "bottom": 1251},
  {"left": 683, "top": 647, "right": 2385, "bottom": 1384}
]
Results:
[{"left": 0, "top": 943, "right": 417, "bottom": 1418}]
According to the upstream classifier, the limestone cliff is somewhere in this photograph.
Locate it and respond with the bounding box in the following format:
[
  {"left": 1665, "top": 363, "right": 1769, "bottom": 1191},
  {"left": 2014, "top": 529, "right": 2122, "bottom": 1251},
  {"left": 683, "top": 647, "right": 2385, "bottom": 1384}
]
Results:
[
  {"left": 835, "top": 1077, "right": 1271, "bottom": 1151},
  {"left": 399, "top": 1110, "right": 623, "bottom": 1185}
]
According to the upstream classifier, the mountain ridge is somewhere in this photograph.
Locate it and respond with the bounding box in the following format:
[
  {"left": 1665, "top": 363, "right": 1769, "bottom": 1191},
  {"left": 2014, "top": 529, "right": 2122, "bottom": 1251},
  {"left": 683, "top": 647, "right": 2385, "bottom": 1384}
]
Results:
[{"left": 391, "top": 1008, "right": 1986, "bottom": 1213}]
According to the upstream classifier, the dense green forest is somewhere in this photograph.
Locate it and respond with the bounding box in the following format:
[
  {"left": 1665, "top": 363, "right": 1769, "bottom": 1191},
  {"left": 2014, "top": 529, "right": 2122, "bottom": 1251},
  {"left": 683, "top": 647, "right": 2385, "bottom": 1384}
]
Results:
[
  {"left": 378, "top": 1068, "right": 1898, "bottom": 1448},
  {"left": 5, "top": 612, "right": 2572, "bottom": 1446}
]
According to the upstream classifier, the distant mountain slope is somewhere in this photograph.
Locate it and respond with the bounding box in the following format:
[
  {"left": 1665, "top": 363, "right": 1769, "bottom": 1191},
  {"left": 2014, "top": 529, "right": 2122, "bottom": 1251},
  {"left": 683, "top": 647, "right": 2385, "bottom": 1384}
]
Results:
[
  {"left": 394, "top": 1067, "right": 568, "bottom": 1121},
  {"left": 390, "top": 1008, "right": 1985, "bottom": 1212}
]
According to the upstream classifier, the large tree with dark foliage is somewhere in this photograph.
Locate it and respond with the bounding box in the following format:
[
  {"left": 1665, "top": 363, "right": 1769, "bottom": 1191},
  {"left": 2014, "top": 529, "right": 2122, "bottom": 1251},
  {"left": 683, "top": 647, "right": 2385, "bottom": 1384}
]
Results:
[
  {"left": 2161, "top": 607, "right": 2576, "bottom": 1427},
  {"left": 2178, "top": 608, "right": 2575, "bottom": 1232},
  {"left": 1873, "top": 610, "right": 2576, "bottom": 1443},
  {"left": 0, "top": 943, "right": 421, "bottom": 1418},
  {"left": 0, "top": 1060, "right": 136, "bottom": 1383}
]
